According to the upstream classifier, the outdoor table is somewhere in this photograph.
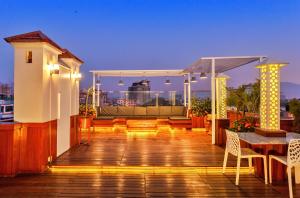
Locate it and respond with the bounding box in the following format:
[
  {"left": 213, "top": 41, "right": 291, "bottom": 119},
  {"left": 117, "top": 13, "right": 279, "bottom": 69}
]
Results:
[{"left": 238, "top": 132, "right": 300, "bottom": 182}]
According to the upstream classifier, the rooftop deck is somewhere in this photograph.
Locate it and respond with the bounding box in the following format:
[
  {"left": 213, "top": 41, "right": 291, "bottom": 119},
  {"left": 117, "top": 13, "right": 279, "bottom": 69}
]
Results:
[
  {"left": 0, "top": 130, "right": 299, "bottom": 197},
  {"left": 53, "top": 130, "right": 239, "bottom": 167}
]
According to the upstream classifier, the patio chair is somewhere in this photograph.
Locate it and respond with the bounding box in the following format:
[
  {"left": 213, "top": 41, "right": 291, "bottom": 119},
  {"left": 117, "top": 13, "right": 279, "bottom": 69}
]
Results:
[
  {"left": 223, "top": 130, "right": 268, "bottom": 185},
  {"left": 269, "top": 139, "right": 300, "bottom": 198}
]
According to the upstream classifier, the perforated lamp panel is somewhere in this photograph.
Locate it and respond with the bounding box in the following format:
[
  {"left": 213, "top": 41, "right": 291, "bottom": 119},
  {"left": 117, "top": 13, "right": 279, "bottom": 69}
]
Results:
[
  {"left": 216, "top": 77, "right": 228, "bottom": 119},
  {"left": 257, "top": 64, "right": 283, "bottom": 130}
]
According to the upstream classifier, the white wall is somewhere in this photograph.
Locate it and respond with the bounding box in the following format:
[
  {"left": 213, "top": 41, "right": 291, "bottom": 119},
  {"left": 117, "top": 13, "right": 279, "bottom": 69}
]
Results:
[
  {"left": 11, "top": 42, "right": 81, "bottom": 157},
  {"left": 13, "top": 43, "right": 44, "bottom": 122},
  {"left": 57, "top": 66, "right": 72, "bottom": 156}
]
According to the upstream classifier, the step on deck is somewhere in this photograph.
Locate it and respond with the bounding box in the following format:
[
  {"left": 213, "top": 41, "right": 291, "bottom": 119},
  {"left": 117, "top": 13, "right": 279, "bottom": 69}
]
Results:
[{"left": 126, "top": 119, "right": 158, "bottom": 131}]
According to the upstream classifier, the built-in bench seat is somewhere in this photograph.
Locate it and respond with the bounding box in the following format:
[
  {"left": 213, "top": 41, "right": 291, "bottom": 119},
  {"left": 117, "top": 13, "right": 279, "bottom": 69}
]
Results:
[
  {"left": 93, "top": 106, "right": 192, "bottom": 130},
  {"left": 98, "top": 106, "right": 187, "bottom": 117},
  {"left": 168, "top": 116, "right": 192, "bottom": 129}
]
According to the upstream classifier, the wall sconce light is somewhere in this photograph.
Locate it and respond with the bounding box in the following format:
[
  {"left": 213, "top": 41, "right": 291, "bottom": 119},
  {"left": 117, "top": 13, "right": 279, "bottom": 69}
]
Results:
[
  {"left": 73, "top": 73, "right": 82, "bottom": 81},
  {"left": 184, "top": 79, "right": 189, "bottom": 84},
  {"left": 48, "top": 64, "right": 59, "bottom": 75}
]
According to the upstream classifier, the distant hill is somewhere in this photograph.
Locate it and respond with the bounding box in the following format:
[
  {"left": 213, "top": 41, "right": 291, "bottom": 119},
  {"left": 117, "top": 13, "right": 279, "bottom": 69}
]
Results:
[{"left": 281, "top": 82, "right": 300, "bottom": 99}]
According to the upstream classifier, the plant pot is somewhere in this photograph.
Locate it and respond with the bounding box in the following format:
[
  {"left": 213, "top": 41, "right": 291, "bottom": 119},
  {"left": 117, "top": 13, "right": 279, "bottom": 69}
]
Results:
[
  {"left": 192, "top": 116, "right": 205, "bottom": 128},
  {"left": 79, "top": 116, "right": 92, "bottom": 129}
]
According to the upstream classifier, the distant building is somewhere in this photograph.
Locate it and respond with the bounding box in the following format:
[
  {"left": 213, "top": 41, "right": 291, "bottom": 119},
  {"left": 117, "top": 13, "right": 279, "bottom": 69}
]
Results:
[
  {"left": 128, "top": 80, "right": 151, "bottom": 105},
  {"left": 116, "top": 98, "right": 136, "bottom": 106},
  {"left": 0, "top": 83, "right": 13, "bottom": 101}
]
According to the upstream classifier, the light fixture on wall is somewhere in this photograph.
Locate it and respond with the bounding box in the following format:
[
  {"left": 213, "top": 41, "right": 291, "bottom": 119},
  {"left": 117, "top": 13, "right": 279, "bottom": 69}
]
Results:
[
  {"left": 200, "top": 72, "right": 208, "bottom": 79},
  {"left": 48, "top": 63, "right": 59, "bottom": 75},
  {"left": 184, "top": 79, "right": 189, "bottom": 84},
  {"left": 73, "top": 73, "right": 82, "bottom": 81}
]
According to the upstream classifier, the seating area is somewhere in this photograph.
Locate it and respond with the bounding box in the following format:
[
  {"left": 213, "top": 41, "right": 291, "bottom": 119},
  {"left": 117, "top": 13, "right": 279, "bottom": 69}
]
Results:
[
  {"left": 97, "top": 106, "right": 188, "bottom": 118},
  {"left": 93, "top": 105, "right": 192, "bottom": 131}
]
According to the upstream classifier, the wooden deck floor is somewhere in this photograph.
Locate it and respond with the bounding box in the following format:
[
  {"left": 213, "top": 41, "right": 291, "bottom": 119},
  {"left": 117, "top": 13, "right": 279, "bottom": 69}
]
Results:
[
  {"left": 53, "top": 130, "right": 242, "bottom": 167},
  {"left": 0, "top": 172, "right": 296, "bottom": 197},
  {"left": 0, "top": 130, "right": 299, "bottom": 197}
]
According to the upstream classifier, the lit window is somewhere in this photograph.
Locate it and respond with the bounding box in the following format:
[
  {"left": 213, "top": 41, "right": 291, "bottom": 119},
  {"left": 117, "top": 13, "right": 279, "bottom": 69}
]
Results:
[{"left": 26, "top": 51, "right": 32, "bottom": 63}]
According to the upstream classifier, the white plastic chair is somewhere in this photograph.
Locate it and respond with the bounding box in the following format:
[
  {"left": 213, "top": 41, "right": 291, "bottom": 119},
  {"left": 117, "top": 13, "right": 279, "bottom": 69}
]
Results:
[
  {"left": 223, "top": 130, "right": 268, "bottom": 185},
  {"left": 269, "top": 139, "right": 300, "bottom": 198}
]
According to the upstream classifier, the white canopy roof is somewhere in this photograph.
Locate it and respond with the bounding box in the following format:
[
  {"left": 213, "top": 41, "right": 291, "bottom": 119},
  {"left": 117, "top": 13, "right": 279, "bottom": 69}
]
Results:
[
  {"left": 90, "top": 69, "right": 186, "bottom": 77},
  {"left": 184, "top": 56, "right": 267, "bottom": 73}
]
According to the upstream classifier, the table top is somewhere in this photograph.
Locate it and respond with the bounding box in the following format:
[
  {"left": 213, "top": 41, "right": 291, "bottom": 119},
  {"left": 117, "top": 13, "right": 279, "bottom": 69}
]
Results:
[{"left": 238, "top": 132, "right": 300, "bottom": 145}]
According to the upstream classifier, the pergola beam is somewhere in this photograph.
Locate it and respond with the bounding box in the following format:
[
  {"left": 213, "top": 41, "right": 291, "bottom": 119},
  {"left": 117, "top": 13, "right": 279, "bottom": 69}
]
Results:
[{"left": 90, "top": 69, "right": 186, "bottom": 77}]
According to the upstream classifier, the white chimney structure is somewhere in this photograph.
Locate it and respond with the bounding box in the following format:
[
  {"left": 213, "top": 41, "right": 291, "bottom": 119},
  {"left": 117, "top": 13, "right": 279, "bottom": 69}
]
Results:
[{"left": 5, "top": 31, "right": 83, "bottom": 160}]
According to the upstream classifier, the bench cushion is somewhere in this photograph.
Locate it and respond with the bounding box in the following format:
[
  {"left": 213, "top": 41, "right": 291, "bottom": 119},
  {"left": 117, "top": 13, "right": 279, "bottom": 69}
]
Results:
[
  {"left": 146, "top": 106, "right": 159, "bottom": 116},
  {"left": 169, "top": 116, "right": 190, "bottom": 120},
  {"left": 159, "top": 106, "right": 172, "bottom": 116},
  {"left": 134, "top": 107, "right": 147, "bottom": 116},
  {"left": 171, "top": 106, "right": 185, "bottom": 116},
  {"left": 101, "top": 106, "right": 118, "bottom": 116},
  {"left": 118, "top": 106, "right": 134, "bottom": 116}
]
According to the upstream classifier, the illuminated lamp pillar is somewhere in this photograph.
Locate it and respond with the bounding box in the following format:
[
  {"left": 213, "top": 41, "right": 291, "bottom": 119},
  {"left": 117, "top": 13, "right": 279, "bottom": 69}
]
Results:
[
  {"left": 216, "top": 74, "right": 229, "bottom": 119},
  {"left": 215, "top": 73, "right": 230, "bottom": 147},
  {"left": 256, "top": 61, "right": 288, "bottom": 130}
]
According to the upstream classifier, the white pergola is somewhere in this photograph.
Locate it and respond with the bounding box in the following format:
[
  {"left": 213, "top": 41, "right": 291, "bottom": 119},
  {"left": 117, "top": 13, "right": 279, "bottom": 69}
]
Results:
[
  {"left": 90, "top": 55, "right": 289, "bottom": 146},
  {"left": 90, "top": 69, "right": 191, "bottom": 108},
  {"left": 184, "top": 56, "right": 267, "bottom": 144}
]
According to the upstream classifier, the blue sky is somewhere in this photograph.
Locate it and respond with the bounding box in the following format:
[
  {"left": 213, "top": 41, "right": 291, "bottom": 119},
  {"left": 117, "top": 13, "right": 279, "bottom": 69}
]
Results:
[{"left": 0, "top": 0, "right": 299, "bottom": 91}]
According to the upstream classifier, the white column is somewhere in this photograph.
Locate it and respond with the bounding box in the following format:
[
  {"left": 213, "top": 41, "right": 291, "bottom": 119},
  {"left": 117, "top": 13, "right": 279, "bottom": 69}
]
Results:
[
  {"left": 188, "top": 73, "right": 191, "bottom": 109},
  {"left": 184, "top": 83, "right": 187, "bottom": 107},
  {"left": 92, "top": 73, "right": 96, "bottom": 108},
  {"left": 97, "top": 84, "right": 100, "bottom": 107},
  {"left": 211, "top": 59, "right": 216, "bottom": 145},
  {"left": 172, "top": 91, "right": 176, "bottom": 106}
]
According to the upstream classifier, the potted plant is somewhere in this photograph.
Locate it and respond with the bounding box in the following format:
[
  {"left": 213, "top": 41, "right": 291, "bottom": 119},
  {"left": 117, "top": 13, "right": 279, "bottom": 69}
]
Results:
[
  {"left": 228, "top": 116, "right": 259, "bottom": 132},
  {"left": 191, "top": 97, "right": 211, "bottom": 129},
  {"left": 287, "top": 99, "right": 300, "bottom": 132},
  {"left": 79, "top": 87, "right": 96, "bottom": 129}
]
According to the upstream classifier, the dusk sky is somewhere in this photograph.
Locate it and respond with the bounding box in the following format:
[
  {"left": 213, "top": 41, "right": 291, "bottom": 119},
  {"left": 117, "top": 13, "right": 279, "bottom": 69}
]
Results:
[{"left": 0, "top": 0, "right": 299, "bottom": 91}]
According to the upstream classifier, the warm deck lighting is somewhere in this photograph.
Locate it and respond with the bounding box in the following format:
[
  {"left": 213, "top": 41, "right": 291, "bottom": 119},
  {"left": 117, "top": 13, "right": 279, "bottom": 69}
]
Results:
[
  {"left": 50, "top": 165, "right": 253, "bottom": 174},
  {"left": 200, "top": 72, "right": 207, "bottom": 79},
  {"left": 48, "top": 63, "right": 59, "bottom": 75}
]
